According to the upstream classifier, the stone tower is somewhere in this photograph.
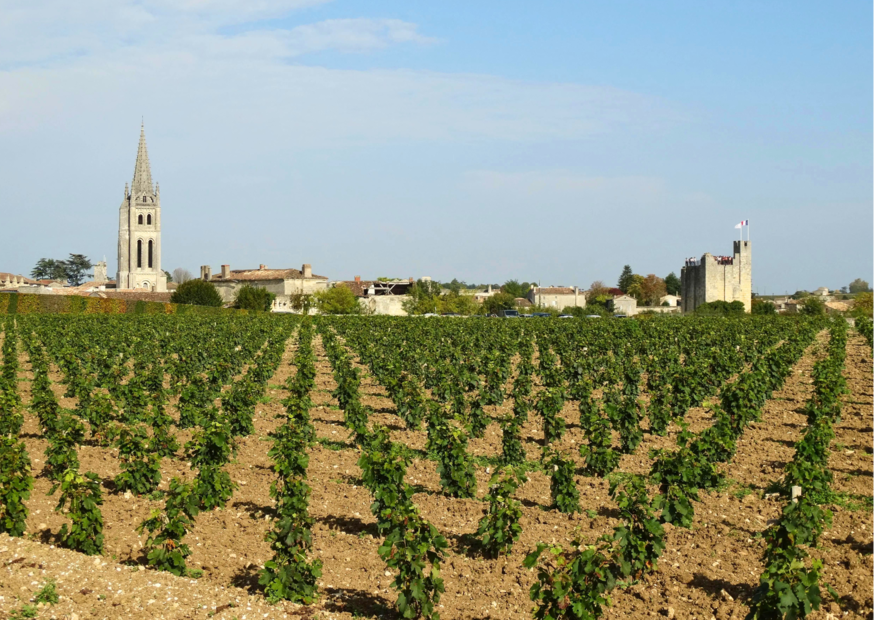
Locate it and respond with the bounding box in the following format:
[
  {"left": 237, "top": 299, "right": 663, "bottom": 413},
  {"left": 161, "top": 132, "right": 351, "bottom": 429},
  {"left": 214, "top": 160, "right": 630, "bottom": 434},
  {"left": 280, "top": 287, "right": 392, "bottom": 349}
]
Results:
[
  {"left": 680, "top": 240, "right": 751, "bottom": 313},
  {"left": 116, "top": 124, "right": 167, "bottom": 292}
]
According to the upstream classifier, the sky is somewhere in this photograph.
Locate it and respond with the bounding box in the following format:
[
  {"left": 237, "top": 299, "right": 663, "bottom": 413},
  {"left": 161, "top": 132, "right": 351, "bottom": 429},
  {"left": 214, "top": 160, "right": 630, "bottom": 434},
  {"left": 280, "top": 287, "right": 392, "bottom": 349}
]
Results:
[{"left": 0, "top": 1, "right": 871, "bottom": 294}]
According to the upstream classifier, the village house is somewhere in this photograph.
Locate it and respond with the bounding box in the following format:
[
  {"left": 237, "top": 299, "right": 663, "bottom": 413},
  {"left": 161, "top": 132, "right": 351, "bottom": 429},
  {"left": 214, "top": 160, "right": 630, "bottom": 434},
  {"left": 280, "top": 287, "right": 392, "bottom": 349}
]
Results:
[
  {"left": 608, "top": 294, "right": 638, "bottom": 316},
  {"left": 526, "top": 286, "right": 586, "bottom": 310},
  {"left": 332, "top": 276, "right": 415, "bottom": 316},
  {"left": 201, "top": 263, "right": 329, "bottom": 310}
]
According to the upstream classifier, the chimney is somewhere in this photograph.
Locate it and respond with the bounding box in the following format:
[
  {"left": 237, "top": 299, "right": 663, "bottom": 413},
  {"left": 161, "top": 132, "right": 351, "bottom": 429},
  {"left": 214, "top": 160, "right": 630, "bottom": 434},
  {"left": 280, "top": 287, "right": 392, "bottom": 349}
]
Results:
[
  {"left": 200, "top": 265, "right": 212, "bottom": 281},
  {"left": 302, "top": 264, "right": 312, "bottom": 279},
  {"left": 221, "top": 264, "right": 230, "bottom": 279},
  {"left": 409, "top": 277, "right": 414, "bottom": 284},
  {"left": 259, "top": 264, "right": 266, "bottom": 270},
  {"left": 354, "top": 276, "right": 361, "bottom": 284}
]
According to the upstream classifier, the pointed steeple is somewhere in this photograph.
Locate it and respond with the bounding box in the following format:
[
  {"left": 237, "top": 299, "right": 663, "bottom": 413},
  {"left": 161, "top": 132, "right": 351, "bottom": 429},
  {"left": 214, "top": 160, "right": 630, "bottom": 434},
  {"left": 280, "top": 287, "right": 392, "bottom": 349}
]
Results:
[{"left": 131, "top": 122, "right": 154, "bottom": 195}]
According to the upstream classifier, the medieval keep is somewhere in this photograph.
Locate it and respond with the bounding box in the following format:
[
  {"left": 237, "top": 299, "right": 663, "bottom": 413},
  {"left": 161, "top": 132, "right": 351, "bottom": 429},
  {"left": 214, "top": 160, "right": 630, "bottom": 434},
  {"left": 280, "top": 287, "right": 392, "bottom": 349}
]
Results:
[
  {"left": 116, "top": 124, "right": 167, "bottom": 292},
  {"left": 680, "top": 240, "right": 751, "bottom": 313}
]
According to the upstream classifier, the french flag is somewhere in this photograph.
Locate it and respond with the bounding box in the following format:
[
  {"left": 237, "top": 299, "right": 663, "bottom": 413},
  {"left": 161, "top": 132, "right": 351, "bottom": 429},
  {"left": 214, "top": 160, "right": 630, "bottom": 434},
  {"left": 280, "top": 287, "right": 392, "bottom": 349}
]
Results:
[{"left": 734, "top": 220, "right": 748, "bottom": 229}]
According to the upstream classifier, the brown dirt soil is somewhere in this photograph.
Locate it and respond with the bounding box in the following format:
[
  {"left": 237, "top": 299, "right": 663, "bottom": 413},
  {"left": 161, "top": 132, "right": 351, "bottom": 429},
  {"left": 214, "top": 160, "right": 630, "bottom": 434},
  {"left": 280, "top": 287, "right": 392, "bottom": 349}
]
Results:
[{"left": 2, "top": 327, "right": 871, "bottom": 620}]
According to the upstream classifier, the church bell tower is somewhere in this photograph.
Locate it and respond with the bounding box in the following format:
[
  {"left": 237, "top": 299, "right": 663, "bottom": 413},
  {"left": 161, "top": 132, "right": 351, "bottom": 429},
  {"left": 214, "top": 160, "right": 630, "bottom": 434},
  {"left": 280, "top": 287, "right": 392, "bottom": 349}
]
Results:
[{"left": 117, "top": 123, "right": 166, "bottom": 292}]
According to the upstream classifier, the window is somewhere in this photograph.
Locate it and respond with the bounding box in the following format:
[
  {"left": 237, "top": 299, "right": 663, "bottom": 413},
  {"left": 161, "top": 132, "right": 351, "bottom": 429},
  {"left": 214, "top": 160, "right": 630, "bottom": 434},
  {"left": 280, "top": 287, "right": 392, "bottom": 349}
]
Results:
[
  {"left": 137, "top": 240, "right": 142, "bottom": 268},
  {"left": 138, "top": 214, "right": 143, "bottom": 225},
  {"left": 147, "top": 214, "right": 152, "bottom": 225},
  {"left": 148, "top": 240, "right": 153, "bottom": 268}
]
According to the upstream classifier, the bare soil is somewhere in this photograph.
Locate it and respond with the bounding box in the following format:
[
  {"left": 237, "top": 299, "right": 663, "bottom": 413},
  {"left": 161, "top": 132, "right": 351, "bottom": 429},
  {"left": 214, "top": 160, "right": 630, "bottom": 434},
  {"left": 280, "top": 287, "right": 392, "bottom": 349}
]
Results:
[{"left": 1, "top": 328, "right": 870, "bottom": 620}]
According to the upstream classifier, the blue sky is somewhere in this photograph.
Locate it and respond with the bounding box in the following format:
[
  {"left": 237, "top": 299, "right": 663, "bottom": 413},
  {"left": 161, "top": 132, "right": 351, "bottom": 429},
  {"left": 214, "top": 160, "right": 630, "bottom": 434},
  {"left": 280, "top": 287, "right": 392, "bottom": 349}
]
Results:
[{"left": 0, "top": 0, "right": 870, "bottom": 293}]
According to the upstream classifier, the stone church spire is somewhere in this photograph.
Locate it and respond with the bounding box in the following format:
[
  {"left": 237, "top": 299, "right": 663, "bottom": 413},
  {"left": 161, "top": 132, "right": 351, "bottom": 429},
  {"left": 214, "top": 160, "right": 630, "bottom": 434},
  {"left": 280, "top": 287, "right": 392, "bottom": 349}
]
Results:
[{"left": 131, "top": 122, "right": 153, "bottom": 195}]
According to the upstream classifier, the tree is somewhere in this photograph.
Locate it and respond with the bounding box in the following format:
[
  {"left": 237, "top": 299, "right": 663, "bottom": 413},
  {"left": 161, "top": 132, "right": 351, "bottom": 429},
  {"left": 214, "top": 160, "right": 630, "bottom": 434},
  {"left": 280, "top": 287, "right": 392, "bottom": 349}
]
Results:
[
  {"left": 313, "top": 286, "right": 361, "bottom": 315},
  {"left": 170, "top": 279, "right": 223, "bottom": 307},
  {"left": 233, "top": 285, "right": 276, "bottom": 311},
  {"left": 402, "top": 279, "right": 443, "bottom": 315},
  {"left": 751, "top": 299, "right": 777, "bottom": 315},
  {"left": 851, "top": 292, "right": 873, "bottom": 318},
  {"left": 31, "top": 258, "right": 67, "bottom": 281},
  {"left": 62, "top": 254, "right": 93, "bottom": 286},
  {"left": 288, "top": 292, "right": 314, "bottom": 315},
  {"left": 800, "top": 296, "right": 826, "bottom": 316},
  {"left": 664, "top": 272, "right": 681, "bottom": 296},
  {"left": 501, "top": 280, "right": 532, "bottom": 299},
  {"left": 791, "top": 290, "right": 810, "bottom": 300},
  {"left": 163, "top": 270, "right": 173, "bottom": 283},
  {"left": 483, "top": 292, "right": 516, "bottom": 315},
  {"left": 639, "top": 274, "right": 667, "bottom": 306},
  {"left": 172, "top": 268, "right": 193, "bottom": 284},
  {"left": 849, "top": 278, "right": 871, "bottom": 294},
  {"left": 695, "top": 300, "right": 745, "bottom": 316},
  {"left": 617, "top": 265, "right": 634, "bottom": 293},
  {"left": 625, "top": 274, "right": 645, "bottom": 301},
  {"left": 586, "top": 280, "right": 610, "bottom": 301}
]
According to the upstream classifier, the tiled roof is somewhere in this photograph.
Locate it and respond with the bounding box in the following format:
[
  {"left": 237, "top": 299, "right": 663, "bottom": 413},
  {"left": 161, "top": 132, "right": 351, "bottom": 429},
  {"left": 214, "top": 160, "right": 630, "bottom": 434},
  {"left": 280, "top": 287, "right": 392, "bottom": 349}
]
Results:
[
  {"left": 212, "top": 268, "right": 327, "bottom": 282},
  {"left": 515, "top": 297, "right": 533, "bottom": 307},
  {"left": 534, "top": 287, "right": 576, "bottom": 295},
  {"left": 0, "top": 273, "right": 38, "bottom": 285},
  {"left": 336, "top": 281, "right": 374, "bottom": 297}
]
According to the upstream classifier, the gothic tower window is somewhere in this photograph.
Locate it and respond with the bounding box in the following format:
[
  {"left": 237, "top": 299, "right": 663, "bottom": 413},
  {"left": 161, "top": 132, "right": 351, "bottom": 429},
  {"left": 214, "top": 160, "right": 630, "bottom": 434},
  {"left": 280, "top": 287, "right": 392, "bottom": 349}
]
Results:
[
  {"left": 137, "top": 240, "right": 142, "bottom": 268},
  {"left": 148, "top": 240, "right": 154, "bottom": 268},
  {"left": 138, "top": 214, "right": 143, "bottom": 225},
  {"left": 147, "top": 214, "right": 152, "bottom": 225}
]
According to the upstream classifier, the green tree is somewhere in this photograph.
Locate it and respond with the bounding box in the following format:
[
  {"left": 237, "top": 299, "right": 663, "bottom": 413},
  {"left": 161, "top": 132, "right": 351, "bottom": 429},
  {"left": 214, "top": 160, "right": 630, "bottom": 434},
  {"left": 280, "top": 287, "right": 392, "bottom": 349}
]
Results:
[
  {"left": 617, "top": 265, "right": 634, "bottom": 293},
  {"left": 483, "top": 292, "right": 516, "bottom": 315},
  {"left": 695, "top": 300, "right": 745, "bottom": 316},
  {"left": 170, "top": 279, "right": 224, "bottom": 307},
  {"left": 501, "top": 280, "right": 532, "bottom": 299},
  {"left": 625, "top": 274, "right": 646, "bottom": 300},
  {"left": 163, "top": 270, "right": 173, "bottom": 283},
  {"left": 751, "top": 299, "right": 777, "bottom": 315},
  {"left": 313, "top": 286, "right": 361, "bottom": 315},
  {"left": 30, "top": 259, "right": 67, "bottom": 281},
  {"left": 402, "top": 279, "right": 443, "bottom": 315},
  {"left": 849, "top": 278, "right": 871, "bottom": 294},
  {"left": 800, "top": 296, "right": 826, "bottom": 316},
  {"left": 62, "top": 254, "right": 93, "bottom": 286},
  {"left": 233, "top": 285, "right": 276, "bottom": 311},
  {"left": 664, "top": 272, "right": 681, "bottom": 295},
  {"left": 852, "top": 292, "right": 873, "bottom": 318}
]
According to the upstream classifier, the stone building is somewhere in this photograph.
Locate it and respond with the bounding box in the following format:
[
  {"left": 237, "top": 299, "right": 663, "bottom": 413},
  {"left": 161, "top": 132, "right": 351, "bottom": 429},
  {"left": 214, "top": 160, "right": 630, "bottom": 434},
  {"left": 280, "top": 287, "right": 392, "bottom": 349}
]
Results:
[
  {"left": 117, "top": 124, "right": 167, "bottom": 292},
  {"left": 202, "top": 263, "right": 329, "bottom": 310},
  {"left": 680, "top": 241, "right": 752, "bottom": 313},
  {"left": 527, "top": 286, "right": 586, "bottom": 310},
  {"left": 608, "top": 294, "right": 638, "bottom": 316},
  {"left": 333, "top": 277, "right": 415, "bottom": 315}
]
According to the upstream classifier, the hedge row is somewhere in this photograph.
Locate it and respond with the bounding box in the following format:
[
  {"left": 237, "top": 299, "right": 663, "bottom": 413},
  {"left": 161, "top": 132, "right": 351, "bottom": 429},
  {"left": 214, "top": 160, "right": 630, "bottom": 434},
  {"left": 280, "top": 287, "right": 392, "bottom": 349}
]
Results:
[{"left": 0, "top": 293, "right": 237, "bottom": 316}]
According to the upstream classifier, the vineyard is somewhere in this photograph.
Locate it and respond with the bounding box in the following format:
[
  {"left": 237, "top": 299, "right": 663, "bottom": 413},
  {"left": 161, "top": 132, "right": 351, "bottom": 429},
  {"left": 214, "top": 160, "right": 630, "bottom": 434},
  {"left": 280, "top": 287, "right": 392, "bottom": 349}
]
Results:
[{"left": 0, "top": 314, "right": 871, "bottom": 620}]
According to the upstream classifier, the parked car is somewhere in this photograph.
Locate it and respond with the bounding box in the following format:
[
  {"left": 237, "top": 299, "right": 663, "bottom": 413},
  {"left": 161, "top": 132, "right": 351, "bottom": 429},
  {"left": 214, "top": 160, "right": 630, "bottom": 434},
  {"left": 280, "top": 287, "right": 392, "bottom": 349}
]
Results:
[
  {"left": 498, "top": 309, "right": 520, "bottom": 318},
  {"left": 585, "top": 314, "right": 602, "bottom": 319},
  {"left": 531, "top": 312, "right": 551, "bottom": 318}
]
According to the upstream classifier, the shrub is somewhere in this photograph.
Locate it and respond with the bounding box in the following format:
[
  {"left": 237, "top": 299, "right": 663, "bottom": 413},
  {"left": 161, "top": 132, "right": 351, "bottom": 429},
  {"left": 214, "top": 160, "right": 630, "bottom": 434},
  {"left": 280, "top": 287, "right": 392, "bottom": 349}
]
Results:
[
  {"left": 170, "top": 279, "right": 223, "bottom": 307},
  {"left": 579, "top": 412, "right": 620, "bottom": 477},
  {"left": 476, "top": 467, "right": 524, "bottom": 557},
  {"left": 378, "top": 503, "right": 448, "bottom": 620},
  {"left": 184, "top": 412, "right": 238, "bottom": 510},
  {"left": 523, "top": 536, "right": 617, "bottom": 620},
  {"left": 752, "top": 299, "right": 777, "bottom": 315},
  {"left": 114, "top": 424, "right": 161, "bottom": 495},
  {"left": 358, "top": 425, "right": 413, "bottom": 529},
  {"left": 609, "top": 476, "right": 664, "bottom": 578},
  {"left": 51, "top": 469, "right": 104, "bottom": 555},
  {"left": 313, "top": 286, "right": 361, "bottom": 315},
  {"left": 428, "top": 415, "right": 476, "bottom": 499},
  {"left": 544, "top": 448, "right": 580, "bottom": 514},
  {"left": 0, "top": 438, "right": 33, "bottom": 536},
  {"left": 233, "top": 285, "right": 275, "bottom": 311},
  {"left": 138, "top": 478, "right": 200, "bottom": 576},
  {"left": 536, "top": 387, "right": 567, "bottom": 444},
  {"left": 800, "top": 296, "right": 826, "bottom": 316}
]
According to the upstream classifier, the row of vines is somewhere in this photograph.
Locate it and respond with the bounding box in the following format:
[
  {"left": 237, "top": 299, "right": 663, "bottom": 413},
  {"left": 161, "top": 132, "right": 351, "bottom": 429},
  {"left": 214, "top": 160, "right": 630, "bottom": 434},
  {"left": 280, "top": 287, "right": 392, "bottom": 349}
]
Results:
[{"left": 0, "top": 313, "right": 861, "bottom": 619}]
